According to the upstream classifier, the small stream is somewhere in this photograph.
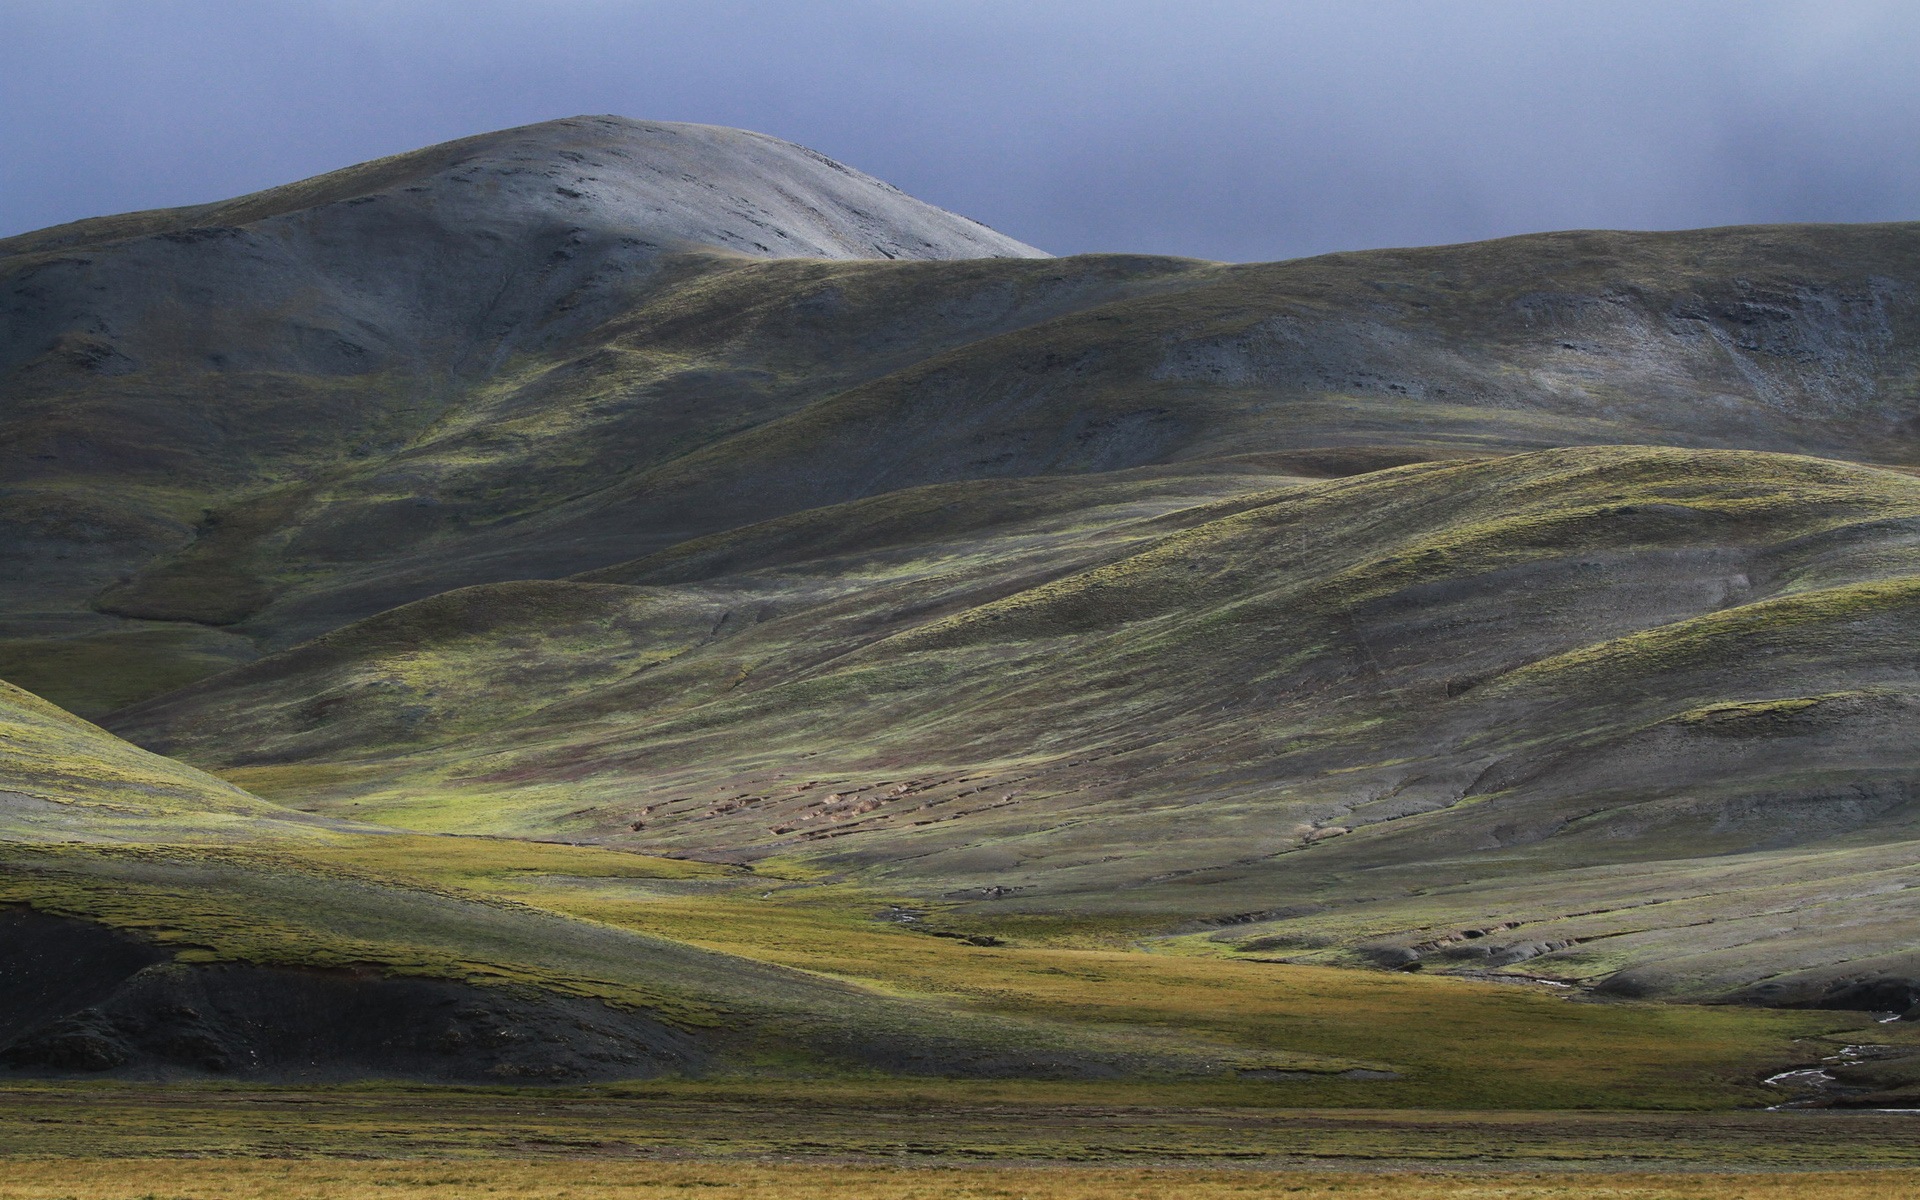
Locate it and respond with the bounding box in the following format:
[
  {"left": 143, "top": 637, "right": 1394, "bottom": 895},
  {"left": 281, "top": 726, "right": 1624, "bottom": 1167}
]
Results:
[{"left": 1765, "top": 1034, "right": 1920, "bottom": 1112}]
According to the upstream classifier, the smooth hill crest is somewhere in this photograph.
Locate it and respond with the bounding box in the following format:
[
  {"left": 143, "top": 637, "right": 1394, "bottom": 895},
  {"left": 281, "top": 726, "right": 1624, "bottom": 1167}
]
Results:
[
  {"left": 1, "top": 115, "right": 1048, "bottom": 265},
  {"left": 1, "top": 115, "right": 1045, "bottom": 385}
]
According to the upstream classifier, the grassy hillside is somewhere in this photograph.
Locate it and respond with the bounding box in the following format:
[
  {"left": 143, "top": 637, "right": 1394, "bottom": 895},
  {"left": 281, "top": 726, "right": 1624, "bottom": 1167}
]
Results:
[
  {"left": 0, "top": 678, "right": 320, "bottom": 842},
  {"left": 6, "top": 180, "right": 1918, "bottom": 700},
  {"left": 5, "top": 123, "right": 1920, "bottom": 1089},
  {"left": 8, "top": 672, "right": 1886, "bottom": 1102},
  {"left": 0, "top": 680, "right": 1336, "bottom": 1084},
  {"left": 0, "top": 844, "right": 1883, "bottom": 1106},
  {"left": 0, "top": 676, "right": 1361, "bottom": 1084},
  {"left": 104, "top": 446, "right": 1920, "bottom": 1006}
]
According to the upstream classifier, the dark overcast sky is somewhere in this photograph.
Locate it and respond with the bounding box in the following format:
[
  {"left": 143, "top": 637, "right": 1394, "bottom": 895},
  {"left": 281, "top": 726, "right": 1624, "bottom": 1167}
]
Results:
[{"left": 5, "top": 1, "right": 1918, "bottom": 261}]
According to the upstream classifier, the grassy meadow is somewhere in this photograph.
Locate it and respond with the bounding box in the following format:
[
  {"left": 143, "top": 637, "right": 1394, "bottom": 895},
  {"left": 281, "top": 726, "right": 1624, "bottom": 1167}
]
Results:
[
  {"left": 5, "top": 1077, "right": 1920, "bottom": 1164},
  {"left": 328, "top": 835, "right": 1890, "bottom": 1110},
  {"left": 6, "top": 830, "right": 1903, "bottom": 1108}
]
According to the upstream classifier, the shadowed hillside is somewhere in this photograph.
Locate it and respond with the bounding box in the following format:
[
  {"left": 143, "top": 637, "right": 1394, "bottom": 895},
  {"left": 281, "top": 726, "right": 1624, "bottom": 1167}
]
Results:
[{"left": 5, "top": 129, "right": 1917, "bottom": 708}]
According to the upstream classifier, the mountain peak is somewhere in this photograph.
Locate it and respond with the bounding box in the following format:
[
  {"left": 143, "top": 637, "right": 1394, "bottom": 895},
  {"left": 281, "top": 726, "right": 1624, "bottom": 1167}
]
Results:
[
  {"left": 460, "top": 116, "right": 1049, "bottom": 261},
  {"left": 4, "top": 115, "right": 1048, "bottom": 263},
  {"left": 0, "top": 116, "right": 1049, "bottom": 386}
]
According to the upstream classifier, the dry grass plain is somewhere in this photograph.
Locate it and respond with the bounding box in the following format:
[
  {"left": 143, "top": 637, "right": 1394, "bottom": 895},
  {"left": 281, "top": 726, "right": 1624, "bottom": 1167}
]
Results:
[
  {"left": 4, "top": 1085, "right": 1919, "bottom": 1178},
  {"left": 4, "top": 1160, "right": 1920, "bottom": 1200}
]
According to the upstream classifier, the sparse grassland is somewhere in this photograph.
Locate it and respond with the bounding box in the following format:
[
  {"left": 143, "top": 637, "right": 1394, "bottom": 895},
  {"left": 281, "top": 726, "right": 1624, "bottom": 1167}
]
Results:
[
  {"left": 5, "top": 1159, "right": 1920, "bottom": 1200},
  {"left": 6, "top": 1079, "right": 1920, "bottom": 1168},
  {"left": 98, "top": 445, "right": 1920, "bottom": 1011},
  {"left": 2, "top": 832, "right": 1885, "bottom": 1109},
  {"left": 373, "top": 846, "right": 1866, "bottom": 1109}
]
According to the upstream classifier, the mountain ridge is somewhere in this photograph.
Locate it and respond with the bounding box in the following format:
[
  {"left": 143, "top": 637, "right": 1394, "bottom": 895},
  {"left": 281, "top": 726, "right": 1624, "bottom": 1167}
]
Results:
[{"left": 4, "top": 121, "right": 1920, "bottom": 1089}]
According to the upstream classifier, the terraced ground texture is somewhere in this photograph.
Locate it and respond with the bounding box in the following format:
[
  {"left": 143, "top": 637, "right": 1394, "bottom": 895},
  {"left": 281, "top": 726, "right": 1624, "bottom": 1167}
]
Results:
[{"left": 3, "top": 116, "right": 1920, "bottom": 1120}]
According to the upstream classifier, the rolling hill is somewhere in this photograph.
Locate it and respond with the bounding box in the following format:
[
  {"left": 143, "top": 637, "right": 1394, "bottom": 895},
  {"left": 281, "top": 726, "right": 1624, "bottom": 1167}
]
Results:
[{"left": 3, "top": 117, "right": 1918, "bottom": 1088}]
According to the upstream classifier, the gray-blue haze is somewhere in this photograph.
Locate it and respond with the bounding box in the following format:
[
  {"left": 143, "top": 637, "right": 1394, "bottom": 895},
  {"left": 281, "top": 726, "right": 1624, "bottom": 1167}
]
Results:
[{"left": 4, "top": 0, "right": 1918, "bottom": 262}]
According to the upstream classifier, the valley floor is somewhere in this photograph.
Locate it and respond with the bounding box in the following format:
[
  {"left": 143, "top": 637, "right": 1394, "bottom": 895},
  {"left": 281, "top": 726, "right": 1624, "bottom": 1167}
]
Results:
[
  {"left": 4, "top": 1086, "right": 1920, "bottom": 1195},
  {"left": 4, "top": 1161, "right": 1920, "bottom": 1200},
  {"left": 5, "top": 1083, "right": 1920, "bottom": 1164},
  {"left": 11, "top": 832, "right": 1913, "bottom": 1106}
]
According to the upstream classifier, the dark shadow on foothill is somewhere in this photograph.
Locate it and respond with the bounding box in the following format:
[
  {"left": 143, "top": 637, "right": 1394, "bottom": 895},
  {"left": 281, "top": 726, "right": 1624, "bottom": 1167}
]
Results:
[{"left": 0, "top": 906, "right": 712, "bottom": 1082}]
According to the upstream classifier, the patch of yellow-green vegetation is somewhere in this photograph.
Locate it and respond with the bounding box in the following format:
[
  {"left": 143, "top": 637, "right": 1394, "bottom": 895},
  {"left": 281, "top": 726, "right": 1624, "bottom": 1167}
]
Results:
[
  {"left": 1500, "top": 577, "right": 1920, "bottom": 688},
  {"left": 217, "top": 762, "right": 561, "bottom": 837},
  {"left": 0, "top": 841, "right": 732, "bottom": 1025},
  {"left": 918, "top": 909, "right": 1173, "bottom": 950},
  {"left": 280, "top": 776, "right": 606, "bottom": 836},
  {"left": 299, "top": 832, "right": 732, "bottom": 885},
  {"left": 391, "top": 868, "right": 1853, "bottom": 1109},
  {"left": 213, "top": 759, "right": 394, "bottom": 804},
  {"left": 0, "top": 679, "right": 266, "bottom": 817},
  {"left": 1675, "top": 693, "right": 1861, "bottom": 725}
]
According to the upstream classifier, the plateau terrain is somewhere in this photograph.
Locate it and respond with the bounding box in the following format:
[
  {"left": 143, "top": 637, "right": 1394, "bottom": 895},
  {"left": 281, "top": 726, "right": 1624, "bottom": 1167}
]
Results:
[{"left": 2, "top": 117, "right": 1918, "bottom": 1112}]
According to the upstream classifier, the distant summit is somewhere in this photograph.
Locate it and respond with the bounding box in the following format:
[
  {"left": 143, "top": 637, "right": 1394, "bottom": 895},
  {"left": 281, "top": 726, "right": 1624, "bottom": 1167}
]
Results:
[
  {"left": 0, "top": 116, "right": 1046, "bottom": 387},
  {"left": 2, "top": 115, "right": 1048, "bottom": 263}
]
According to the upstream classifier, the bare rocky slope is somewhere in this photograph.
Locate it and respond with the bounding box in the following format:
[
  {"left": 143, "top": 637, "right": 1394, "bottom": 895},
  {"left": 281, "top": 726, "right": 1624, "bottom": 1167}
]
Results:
[{"left": 3, "top": 118, "right": 1919, "bottom": 1036}]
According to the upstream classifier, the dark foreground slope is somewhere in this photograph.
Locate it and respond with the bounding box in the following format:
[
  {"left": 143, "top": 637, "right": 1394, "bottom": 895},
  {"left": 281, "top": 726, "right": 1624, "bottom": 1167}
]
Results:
[{"left": 5, "top": 120, "right": 1920, "bottom": 1037}]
